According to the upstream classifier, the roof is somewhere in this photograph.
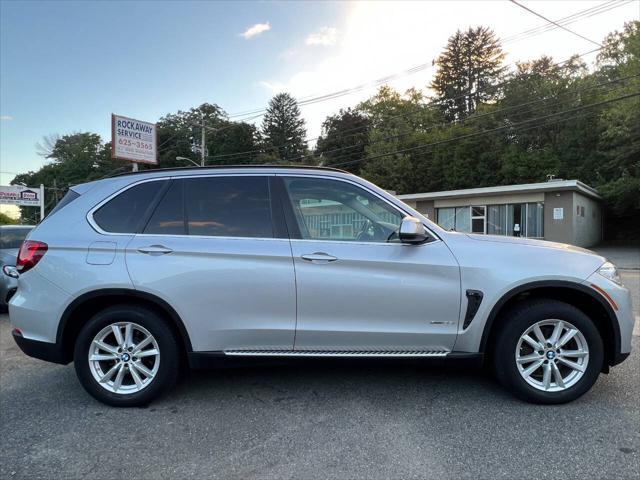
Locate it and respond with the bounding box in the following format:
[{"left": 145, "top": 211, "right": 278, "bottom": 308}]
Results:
[
  {"left": 113, "top": 164, "right": 348, "bottom": 178},
  {"left": 397, "top": 180, "right": 601, "bottom": 202}
]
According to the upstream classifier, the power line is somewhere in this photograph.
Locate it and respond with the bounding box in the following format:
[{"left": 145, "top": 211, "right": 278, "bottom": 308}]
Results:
[
  {"left": 160, "top": 2, "right": 618, "bottom": 161},
  {"left": 509, "top": 0, "right": 603, "bottom": 48},
  {"left": 309, "top": 76, "right": 635, "bottom": 166},
  {"left": 502, "top": 0, "right": 630, "bottom": 43},
  {"left": 227, "top": 2, "right": 616, "bottom": 123},
  {"left": 328, "top": 92, "right": 640, "bottom": 168},
  {"left": 204, "top": 48, "right": 604, "bottom": 163}
]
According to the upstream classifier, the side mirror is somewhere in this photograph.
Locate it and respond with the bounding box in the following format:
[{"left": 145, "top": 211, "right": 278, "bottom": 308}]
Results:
[{"left": 399, "top": 216, "right": 429, "bottom": 244}]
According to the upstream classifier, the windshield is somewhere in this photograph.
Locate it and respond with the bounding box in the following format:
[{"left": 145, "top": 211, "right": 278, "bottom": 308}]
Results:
[{"left": 0, "top": 227, "right": 33, "bottom": 249}]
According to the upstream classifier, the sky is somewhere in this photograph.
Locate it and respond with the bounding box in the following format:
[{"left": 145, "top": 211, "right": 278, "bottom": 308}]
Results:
[{"left": 1, "top": 0, "right": 639, "bottom": 194}]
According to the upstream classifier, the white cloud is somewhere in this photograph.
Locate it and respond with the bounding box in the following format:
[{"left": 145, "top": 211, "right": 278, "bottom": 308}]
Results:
[
  {"left": 1, "top": 115, "right": 13, "bottom": 121},
  {"left": 240, "top": 22, "right": 271, "bottom": 40},
  {"left": 305, "top": 27, "right": 338, "bottom": 46},
  {"left": 258, "top": 80, "right": 287, "bottom": 93}
]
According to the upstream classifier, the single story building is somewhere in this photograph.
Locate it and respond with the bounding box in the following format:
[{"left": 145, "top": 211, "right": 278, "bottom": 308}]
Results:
[{"left": 397, "top": 179, "right": 602, "bottom": 248}]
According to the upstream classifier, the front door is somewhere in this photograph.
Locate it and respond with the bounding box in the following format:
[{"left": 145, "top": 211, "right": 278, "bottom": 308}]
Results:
[
  {"left": 279, "top": 175, "right": 461, "bottom": 352},
  {"left": 125, "top": 175, "right": 296, "bottom": 352}
]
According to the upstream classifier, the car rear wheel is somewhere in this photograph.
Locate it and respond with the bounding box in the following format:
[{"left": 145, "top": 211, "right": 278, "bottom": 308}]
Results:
[
  {"left": 493, "top": 300, "right": 604, "bottom": 404},
  {"left": 74, "top": 305, "right": 180, "bottom": 407}
]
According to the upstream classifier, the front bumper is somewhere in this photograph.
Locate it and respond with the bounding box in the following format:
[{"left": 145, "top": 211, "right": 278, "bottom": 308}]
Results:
[
  {"left": 584, "top": 271, "right": 635, "bottom": 366},
  {"left": 12, "top": 329, "right": 68, "bottom": 364}
]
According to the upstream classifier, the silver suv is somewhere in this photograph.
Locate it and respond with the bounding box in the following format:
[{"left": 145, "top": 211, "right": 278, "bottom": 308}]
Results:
[{"left": 9, "top": 166, "right": 634, "bottom": 406}]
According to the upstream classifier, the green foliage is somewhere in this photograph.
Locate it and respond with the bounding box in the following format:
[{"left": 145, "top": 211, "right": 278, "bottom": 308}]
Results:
[
  {"left": 316, "top": 108, "right": 371, "bottom": 172},
  {"left": 261, "top": 93, "right": 307, "bottom": 161},
  {"left": 11, "top": 132, "right": 120, "bottom": 218},
  {"left": 0, "top": 212, "right": 19, "bottom": 225},
  {"left": 431, "top": 26, "right": 506, "bottom": 121},
  {"left": 156, "top": 103, "right": 262, "bottom": 168}
]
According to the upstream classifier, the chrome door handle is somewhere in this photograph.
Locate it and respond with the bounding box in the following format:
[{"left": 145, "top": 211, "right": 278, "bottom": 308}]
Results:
[
  {"left": 301, "top": 252, "right": 338, "bottom": 263},
  {"left": 137, "top": 245, "right": 173, "bottom": 256}
]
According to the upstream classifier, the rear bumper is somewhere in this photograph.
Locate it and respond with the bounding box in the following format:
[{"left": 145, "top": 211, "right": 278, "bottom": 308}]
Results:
[{"left": 12, "top": 329, "right": 68, "bottom": 365}]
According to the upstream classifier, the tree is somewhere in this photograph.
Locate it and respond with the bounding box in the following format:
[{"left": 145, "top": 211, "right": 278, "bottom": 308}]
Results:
[
  {"left": 0, "top": 212, "right": 18, "bottom": 225},
  {"left": 155, "top": 103, "right": 263, "bottom": 167},
  {"left": 431, "top": 26, "right": 506, "bottom": 121},
  {"left": 10, "top": 132, "right": 118, "bottom": 220},
  {"left": 261, "top": 93, "right": 307, "bottom": 162},
  {"left": 594, "top": 21, "right": 640, "bottom": 232},
  {"left": 315, "top": 108, "right": 371, "bottom": 172}
]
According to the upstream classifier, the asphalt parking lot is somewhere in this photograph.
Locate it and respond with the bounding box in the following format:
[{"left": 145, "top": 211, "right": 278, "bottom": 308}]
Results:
[{"left": 1, "top": 270, "right": 639, "bottom": 479}]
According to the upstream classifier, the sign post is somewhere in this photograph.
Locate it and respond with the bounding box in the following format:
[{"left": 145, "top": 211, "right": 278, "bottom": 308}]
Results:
[
  {"left": 111, "top": 114, "right": 158, "bottom": 170},
  {"left": 0, "top": 184, "right": 45, "bottom": 222},
  {"left": 40, "top": 184, "right": 45, "bottom": 221}
]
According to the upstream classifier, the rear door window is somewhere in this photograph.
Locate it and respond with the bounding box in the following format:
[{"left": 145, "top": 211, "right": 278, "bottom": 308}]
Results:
[
  {"left": 183, "top": 176, "right": 273, "bottom": 238},
  {"left": 144, "top": 180, "right": 186, "bottom": 235},
  {"left": 93, "top": 180, "right": 167, "bottom": 233}
]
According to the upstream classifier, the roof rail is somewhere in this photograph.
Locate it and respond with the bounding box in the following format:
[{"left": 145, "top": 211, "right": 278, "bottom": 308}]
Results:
[{"left": 113, "top": 164, "right": 349, "bottom": 178}]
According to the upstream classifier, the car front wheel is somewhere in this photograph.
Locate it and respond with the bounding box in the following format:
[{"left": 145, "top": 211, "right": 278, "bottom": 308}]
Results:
[
  {"left": 493, "top": 300, "right": 604, "bottom": 404},
  {"left": 74, "top": 305, "right": 180, "bottom": 407}
]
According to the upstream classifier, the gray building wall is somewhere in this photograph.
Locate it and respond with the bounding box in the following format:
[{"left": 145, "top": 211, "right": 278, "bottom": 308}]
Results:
[
  {"left": 544, "top": 191, "right": 573, "bottom": 245},
  {"left": 401, "top": 186, "right": 602, "bottom": 247},
  {"left": 416, "top": 200, "right": 435, "bottom": 221},
  {"left": 572, "top": 192, "right": 602, "bottom": 248}
]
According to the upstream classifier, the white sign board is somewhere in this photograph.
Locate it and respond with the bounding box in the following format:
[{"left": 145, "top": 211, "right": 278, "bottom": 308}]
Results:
[
  {"left": 553, "top": 207, "right": 564, "bottom": 220},
  {"left": 112, "top": 114, "right": 157, "bottom": 164},
  {"left": 0, "top": 185, "right": 43, "bottom": 207}
]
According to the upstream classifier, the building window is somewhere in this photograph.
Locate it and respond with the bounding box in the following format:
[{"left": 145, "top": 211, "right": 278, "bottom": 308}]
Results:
[
  {"left": 436, "top": 202, "right": 544, "bottom": 238},
  {"left": 487, "top": 205, "right": 506, "bottom": 235},
  {"left": 526, "top": 202, "right": 544, "bottom": 238},
  {"left": 436, "top": 207, "right": 455, "bottom": 230},
  {"left": 471, "top": 206, "right": 486, "bottom": 234},
  {"left": 455, "top": 206, "right": 471, "bottom": 233}
]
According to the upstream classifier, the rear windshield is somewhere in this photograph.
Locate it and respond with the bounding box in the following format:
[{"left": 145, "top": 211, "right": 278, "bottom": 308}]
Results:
[{"left": 0, "top": 228, "right": 33, "bottom": 249}]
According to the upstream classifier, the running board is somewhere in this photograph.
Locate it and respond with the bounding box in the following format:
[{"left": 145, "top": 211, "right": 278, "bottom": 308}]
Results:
[{"left": 223, "top": 349, "right": 450, "bottom": 358}]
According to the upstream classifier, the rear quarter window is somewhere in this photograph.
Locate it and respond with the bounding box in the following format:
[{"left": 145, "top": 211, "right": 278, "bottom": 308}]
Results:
[
  {"left": 47, "top": 190, "right": 80, "bottom": 218},
  {"left": 93, "top": 180, "right": 167, "bottom": 233}
]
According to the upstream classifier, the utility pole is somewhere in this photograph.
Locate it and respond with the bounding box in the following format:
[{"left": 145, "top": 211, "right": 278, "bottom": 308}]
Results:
[{"left": 201, "top": 113, "right": 206, "bottom": 167}]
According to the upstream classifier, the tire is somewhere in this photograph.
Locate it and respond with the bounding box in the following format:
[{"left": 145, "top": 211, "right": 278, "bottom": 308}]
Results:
[
  {"left": 493, "top": 299, "right": 604, "bottom": 404},
  {"left": 74, "top": 304, "right": 180, "bottom": 407}
]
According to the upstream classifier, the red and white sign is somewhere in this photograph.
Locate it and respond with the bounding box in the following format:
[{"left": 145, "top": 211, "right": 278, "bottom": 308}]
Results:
[
  {"left": 0, "top": 185, "right": 43, "bottom": 207},
  {"left": 112, "top": 114, "right": 158, "bottom": 164}
]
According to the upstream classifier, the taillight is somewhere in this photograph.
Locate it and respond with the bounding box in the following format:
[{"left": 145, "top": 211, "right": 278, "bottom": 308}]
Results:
[{"left": 16, "top": 240, "right": 48, "bottom": 273}]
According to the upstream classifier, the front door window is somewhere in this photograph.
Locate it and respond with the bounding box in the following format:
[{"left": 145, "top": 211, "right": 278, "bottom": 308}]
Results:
[{"left": 283, "top": 177, "right": 403, "bottom": 243}]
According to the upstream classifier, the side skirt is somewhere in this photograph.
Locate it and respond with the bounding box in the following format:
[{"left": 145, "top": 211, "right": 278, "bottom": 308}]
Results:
[{"left": 188, "top": 350, "right": 484, "bottom": 370}]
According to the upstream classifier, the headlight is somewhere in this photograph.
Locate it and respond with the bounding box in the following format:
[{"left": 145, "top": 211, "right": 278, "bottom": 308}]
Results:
[{"left": 597, "top": 261, "right": 621, "bottom": 285}]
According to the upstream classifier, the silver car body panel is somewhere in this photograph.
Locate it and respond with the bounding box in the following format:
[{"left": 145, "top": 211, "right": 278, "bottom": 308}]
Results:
[{"left": 7, "top": 167, "right": 634, "bottom": 363}]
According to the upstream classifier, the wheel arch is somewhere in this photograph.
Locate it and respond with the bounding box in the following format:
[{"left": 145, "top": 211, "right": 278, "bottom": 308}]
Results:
[
  {"left": 480, "top": 280, "right": 621, "bottom": 369},
  {"left": 57, "top": 288, "right": 193, "bottom": 364}
]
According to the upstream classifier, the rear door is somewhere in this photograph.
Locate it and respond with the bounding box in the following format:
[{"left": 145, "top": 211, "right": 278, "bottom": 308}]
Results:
[
  {"left": 279, "top": 175, "right": 461, "bottom": 352},
  {"left": 125, "top": 175, "right": 297, "bottom": 352}
]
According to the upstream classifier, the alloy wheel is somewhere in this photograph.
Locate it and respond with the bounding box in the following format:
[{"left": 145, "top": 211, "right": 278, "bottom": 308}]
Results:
[
  {"left": 515, "top": 319, "right": 589, "bottom": 392},
  {"left": 88, "top": 322, "right": 160, "bottom": 394}
]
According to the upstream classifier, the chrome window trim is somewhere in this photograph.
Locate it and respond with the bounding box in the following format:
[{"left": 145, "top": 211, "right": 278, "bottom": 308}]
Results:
[
  {"left": 87, "top": 177, "right": 170, "bottom": 236},
  {"left": 86, "top": 173, "right": 276, "bottom": 238},
  {"left": 86, "top": 170, "right": 440, "bottom": 243}
]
